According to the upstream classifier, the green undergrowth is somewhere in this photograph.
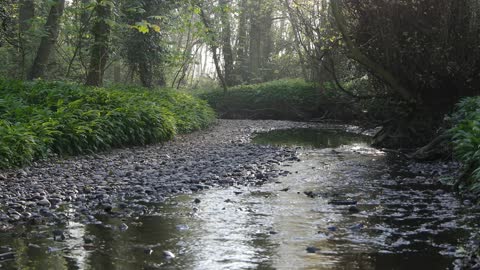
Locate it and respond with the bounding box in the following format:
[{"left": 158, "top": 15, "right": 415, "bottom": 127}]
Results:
[
  {"left": 0, "top": 80, "right": 215, "bottom": 168},
  {"left": 450, "top": 96, "right": 480, "bottom": 192},
  {"left": 198, "top": 79, "right": 366, "bottom": 121}
]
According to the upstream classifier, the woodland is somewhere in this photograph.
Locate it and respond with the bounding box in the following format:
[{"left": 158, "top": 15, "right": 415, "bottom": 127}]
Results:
[{"left": 0, "top": 0, "right": 480, "bottom": 268}]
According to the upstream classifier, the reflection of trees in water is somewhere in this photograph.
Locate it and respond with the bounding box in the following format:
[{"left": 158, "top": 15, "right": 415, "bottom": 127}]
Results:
[
  {"left": 11, "top": 238, "right": 69, "bottom": 269},
  {"left": 253, "top": 129, "right": 370, "bottom": 148}
]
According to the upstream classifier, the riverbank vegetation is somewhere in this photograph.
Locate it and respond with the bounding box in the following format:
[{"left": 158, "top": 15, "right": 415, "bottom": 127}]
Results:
[
  {"left": 0, "top": 1, "right": 479, "bottom": 186},
  {"left": 0, "top": 79, "right": 214, "bottom": 168}
]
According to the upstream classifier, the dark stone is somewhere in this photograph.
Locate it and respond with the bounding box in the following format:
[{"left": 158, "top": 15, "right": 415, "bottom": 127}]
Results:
[
  {"left": 348, "top": 206, "right": 360, "bottom": 213},
  {"left": 194, "top": 198, "right": 201, "bottom": 204},
  {"left": 328, "top": 200, "right": 357, "bottom": 206},
  {"left": 327, "top": 226, "right": 337, "bottom": 232},
  {"left": 53, "top": 230, "right": 66, "bottom": 241},
  {"left": 0, "top": 252, "right": 15, "bottom": 261},
  {"left": 306, "top": 247, "right": 319, "bottom": 253},
  {"left": 103, "top": 205, "right": 113, "bottom": 213}
]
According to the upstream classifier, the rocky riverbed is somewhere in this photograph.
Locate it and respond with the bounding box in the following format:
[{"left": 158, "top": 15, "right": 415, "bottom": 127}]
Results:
[
  {"left": 0, "top": 120, "right": 346, "bottom": 230},
  {"left": 1, "top": 119, "right": 479, "bottom": 270}
]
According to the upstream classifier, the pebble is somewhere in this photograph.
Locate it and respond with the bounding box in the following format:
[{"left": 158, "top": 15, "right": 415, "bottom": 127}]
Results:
[
  {"left": 0, "top": 120, "right": 301, "bottom": 226},
  {"left": 119, "top": 223, "right": 129, "bottom": 232},
  {"left": 163, "top": 250, "right": 175, "bottom": 259},
  {"left": 306, "top": 247, "right": 319, "bottom": 253}
]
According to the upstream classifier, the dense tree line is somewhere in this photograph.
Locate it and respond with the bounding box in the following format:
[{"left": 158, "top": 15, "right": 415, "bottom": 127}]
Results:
[{"left": 0, "top": 0, "right": 479, "bottom": 148}]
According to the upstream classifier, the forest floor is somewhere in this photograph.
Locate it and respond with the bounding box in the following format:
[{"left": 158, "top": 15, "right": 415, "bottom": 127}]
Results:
[{"left": 0, "top": 120, "right": 339, "bottom": 229}]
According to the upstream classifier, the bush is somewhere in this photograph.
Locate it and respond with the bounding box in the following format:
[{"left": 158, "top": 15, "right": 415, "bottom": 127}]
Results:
[
  {"left": 198, "top": 79, "right": 363, "bottom": 121},
  {"left": 450, "top": 96, "right": 480, "bottom": 191},
  {"left": 0, "top": 80, "right": 215, "bottom": 168}
]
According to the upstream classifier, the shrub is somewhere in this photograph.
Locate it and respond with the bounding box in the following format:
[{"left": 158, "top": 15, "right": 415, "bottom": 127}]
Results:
[
  {"left": 450, "top": 96, "right": 480, "bottom": 191},
  {"left": 198, "top": 79, "right": 364, "bottom": 121},
  {"left": 0, "top": 80, "right": 215, "bottom": 168}
]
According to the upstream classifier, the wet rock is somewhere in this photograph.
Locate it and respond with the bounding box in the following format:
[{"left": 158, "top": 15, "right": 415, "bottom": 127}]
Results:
[
  {"left": 348, "top": 206, "right": 360, "bottom": 213},
  {"left": 194, "top": 198, "right": 201, "bottom": 204},
  {"left": 349, "top": 224, "right": 364, "bottom": 231},
  {"left": 306, "top": 247, "right": 319, "bottom": 253},
  {"left": 83, "top": 235, "right": 95, "bottom": 244},
  {"left": 303, "top": 191, "right": 319, "bottom": 198},
  {"left": 328, "top": 200, "right": 357, "bottom": 206},
  {"left": 119, "top": 223, "right": 129, "bottom": 231},
  {"left": 47, "top": 247, "right": 64, "bottom": 253},
  {"left": 175, "top": 224, "right": 189, "bottom": 231},
  {"left": 52, "top": 230, "right": 66, "bottom": 241},
  {"left": 327, "top": 226, "right": 337, "bottom": 232},
  {"left": 103, "top": 204, "right": 113, "bottom": 213},
  {"left": 0, "top": 252, "right": 15, "bottom": 261},
  {"left": 28, "top": 243, "right": 41, "bottom": 249},
  {"left": 37, "top": 199, "right": 51, "bottom": 207},
  {"left": 144, "top": 248, "right": 154, "bottom": 255},
  {"left": 163, "top": 250, "right": 175, "bottom": 259}
]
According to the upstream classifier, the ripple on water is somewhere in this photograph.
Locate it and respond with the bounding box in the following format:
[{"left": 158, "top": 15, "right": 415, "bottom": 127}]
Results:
[{"left": 0, "top": 127, "right": 475, "bottom": 270}]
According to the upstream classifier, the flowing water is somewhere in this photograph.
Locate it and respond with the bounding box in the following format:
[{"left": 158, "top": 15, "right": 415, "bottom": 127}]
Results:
[{"left": 1, "top": 128, "right": 479, "bottom": 270}]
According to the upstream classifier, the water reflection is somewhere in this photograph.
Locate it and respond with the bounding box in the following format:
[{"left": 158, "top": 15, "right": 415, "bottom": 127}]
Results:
[
  {"left": 1, "top": 128, "right": 478, "bottom": 270},
  {"left": 252, "top": 128, "right": 371, "bottom": 149}
]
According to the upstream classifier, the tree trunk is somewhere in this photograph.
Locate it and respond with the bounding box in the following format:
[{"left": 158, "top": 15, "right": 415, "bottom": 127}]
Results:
[
  {"left": 331, "top": 1, "right": 414, "bottom": 102},
  {"left": 138, "top": 61, "right": 153, "bottom": 88},
  {"left": 18, "top": 0, "right": 34, "bottom": 78},
  {"left": 198, "top": 6, "right": 228, "bottom": 93},
  {"left": 248, "top": 0, "right": 261, "bottom": 82},
  {"left": 219, "top": 0, "right": 234, "bottom": 86},
  {"left": 85, "top": 0, "right": 111, "bottom": 87},
  {"left": 28, "top": 0, "right": 65, "bottom": 80},
  {"left": 235, "top": 0, "right": 249, "bottom": 83}
]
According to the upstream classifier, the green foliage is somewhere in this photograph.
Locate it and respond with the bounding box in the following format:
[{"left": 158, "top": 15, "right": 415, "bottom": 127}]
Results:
[
  {"left": 0, "top": 79, "right": 215, "bottom": 168},
  {"left": 198, "top": 79, "right": 361, "bottom": 121},
  {"left": 450, "top": 97, "right": 480, "bottom": 191}
]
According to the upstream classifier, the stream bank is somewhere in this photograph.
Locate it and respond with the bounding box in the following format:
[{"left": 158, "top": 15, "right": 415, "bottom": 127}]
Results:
[{"left": 0, "top": 120, "right": 477, "bottom": 269}]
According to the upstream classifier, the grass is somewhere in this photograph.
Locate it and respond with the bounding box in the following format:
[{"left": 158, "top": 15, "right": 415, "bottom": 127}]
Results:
[{"left": 0, "top": 79, "right": 215, "bottom": 168}]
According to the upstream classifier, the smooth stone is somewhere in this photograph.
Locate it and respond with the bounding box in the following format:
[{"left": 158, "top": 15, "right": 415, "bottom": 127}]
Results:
[
  {"left": 119, "top": 223, "right": 129, "bottom": 231},
  {"left": 0, "top": 252, "right": 15, "bottom": 261},
  {"left": 163, "top": 250, "right": 175, "bottom": 259},
  {"left": 306, "top": 247, "right": 319, "bottom": 253},
  {"left": 37, "top": 199, "right": 51, "bottom": 207}
]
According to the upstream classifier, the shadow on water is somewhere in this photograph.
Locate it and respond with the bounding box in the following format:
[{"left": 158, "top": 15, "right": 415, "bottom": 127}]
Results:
[
  {"left": 1, "top": 128, "right": 479, "bottom": 270},
  {"left": 252, "top": 128, "right": 371, "bottom": 149}
]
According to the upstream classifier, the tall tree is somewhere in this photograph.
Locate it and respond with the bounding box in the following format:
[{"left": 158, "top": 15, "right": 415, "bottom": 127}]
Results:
[
  {"left": 247, "top": 0, "right": 273, "bottom": 83},
  {"left": 18, "top": 0, "right": 34, "bottom": 77},
  {"left": 196, "top": 1, "right": 228, "bottom": 92},
  {"left": 331, "top": 0, "right": 480, "bottom": 147},
  {"left": 235, "top": 0, "right": 249, "bottom": 83},
  {"left": 28, "top": 0, "right": 65, "bottom": 80},
  {"left": 219, "top": 0, "right": 234, "bottom": 86},
  {"left": 121, "top": 0, "right": 175, "bottom": 88},
  {"left": 85, "top": 0, "right": 112, "bottom": 86}
]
